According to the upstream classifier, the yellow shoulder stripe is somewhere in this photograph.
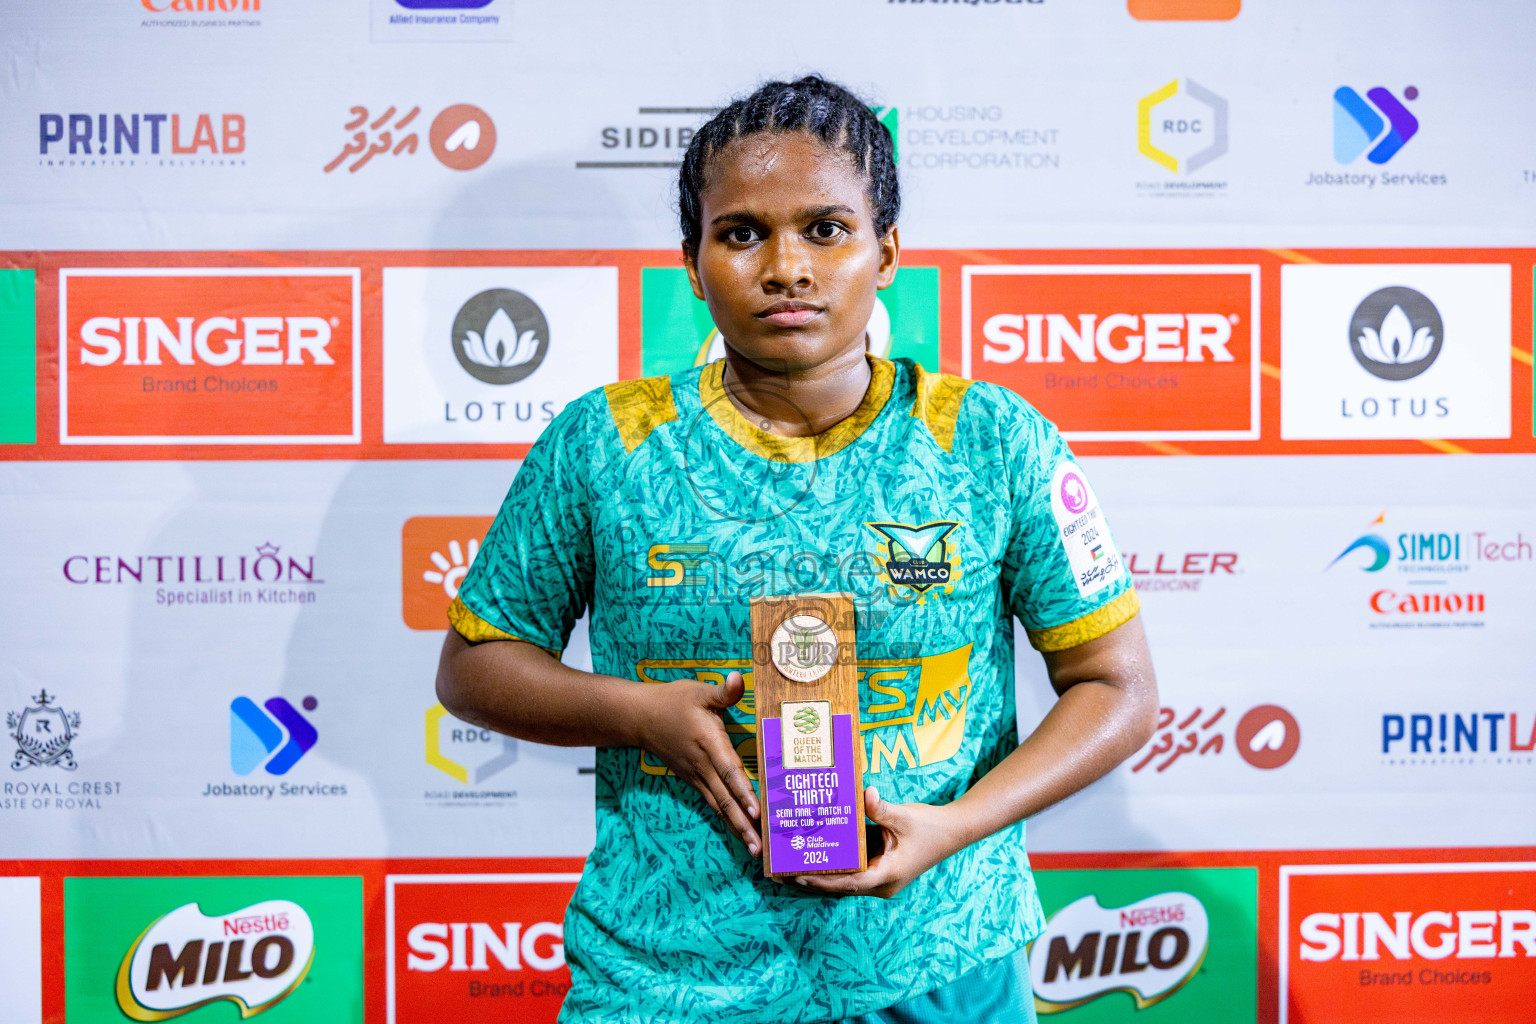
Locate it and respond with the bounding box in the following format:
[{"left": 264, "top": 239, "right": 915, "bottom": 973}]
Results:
[
  {"left": 447, "top": 596, "right": 560, "bottom": 657},
  {"left": 910, "top": 363, "right": 974, "bottom": 452},
  {"left": 1027, "top": 588, "right": 1141, "bottom": 653},
  {"left": 604, "top": 375, "right": 678, "bottom": 454}
]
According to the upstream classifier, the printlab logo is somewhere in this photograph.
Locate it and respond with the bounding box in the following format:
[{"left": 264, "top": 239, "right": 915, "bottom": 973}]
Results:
[
  {"left": 1137, "top": 78, "right": 1227, "bottom": 174},
  {"left": 325, "top": 104, "right": 495, "bottom": 174},
  {"left": 1380, "top": 709, "right": 1536, "bottom": 764},
  {"left": 425, "top": 703, "right": 517, "bottom": 787},
  {"left": 452, "top": 289, "right": 549, "bottom": 384},
  {"left": 865, "top": 521, "right": 962, "bottom": 598},
  {"left": 39, "top": 113, "right": 247, "bottom": 167},
  {"left": 230, "top": 696, "right": 317, "bottom": 776},
  {"left": 1348, "top": 286, "right": 1443, "bottom": 381},
  {"left": 1132, "top": 703, "right": 1300, "bottom": 773},
  {"left": 8, "top": 690, "right": 81, "bottom": 771},
  {"left": 1334, "top": 86, "right": 1419, "bottom": 165}
]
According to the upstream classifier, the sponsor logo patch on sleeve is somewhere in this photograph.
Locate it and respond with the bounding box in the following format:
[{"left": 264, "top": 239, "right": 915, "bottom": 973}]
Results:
[{"left": 1048, "top": 460, "right": 1125, "bottom": 599}]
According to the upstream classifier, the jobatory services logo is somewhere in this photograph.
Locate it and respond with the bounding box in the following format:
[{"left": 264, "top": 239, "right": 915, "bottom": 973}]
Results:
[
  {"left": 964, "top": 265, "right": 1260, "bottom": 439},
  {"left": 388, "top": 874, "right": 577, "bottom": 1023},
  {"left": 640, "top": 266, "right": 940, "bottom": 377},
  {"left": 1135, "top": 79, "right": 1228, "bottom": 196},
  {"left": 1280, "top": 863, "right": 1536, "bottom": 1023},
  {"left": 1334, "top": 87, "right": 1418, "bottom": 165},
  {"left": 230, "top": 696, "right": 317, "bottom": 776},
  {"left": 1279, "top": 264, "right": 1511, "bottom": 440},
  {"left": 402, "top": 516, "right": 495, "bottom": 629},
  {"left": 66, "top": 875, "right": 364, "bottom": 1023},
  {"left": 325, "top": 104, "right": 495, "bottom": 174},
  {"left": 1380, "top": 709, "right": 1535, "bottom": 766},
  {"left": 1131, "top": 702, "right": 1301, "bottom": 774},
  {"left": 382, "top": 266, "right": 618, "bottom": 444},
  {"left": 60, "top": 268, "right": 361, "bottom": 445},
  {"left": 1030, "top": 867, "right": 1256, "bottom": 1020},
  {"left": 38, "top": 112, "right": 247, "bottom": 167}
]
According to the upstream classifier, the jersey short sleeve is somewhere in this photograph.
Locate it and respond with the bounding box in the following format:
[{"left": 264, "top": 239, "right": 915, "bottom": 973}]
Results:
[
  {"left": 449, "top": 394, "right": 598, "bottom": 654},
  {"left": 993, "top": 392, "right": 1140, "bottom": 652}
]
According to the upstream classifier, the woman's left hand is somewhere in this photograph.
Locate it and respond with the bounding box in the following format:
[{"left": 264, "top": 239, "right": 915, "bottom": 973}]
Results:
[{"left": 786, "top": 787, "right": 961, "bottom": 899}]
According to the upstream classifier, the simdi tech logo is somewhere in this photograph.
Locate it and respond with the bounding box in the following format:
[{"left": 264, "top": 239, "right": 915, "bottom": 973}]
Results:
[
  {"left": 66, "top": 875, "right": 363, "bottom": 1023},
  {"left": 1280, "top": 863, "right": 1536, "bottom": 1024},
  {"left": 382, "top": 266, "right": 619, "bottom": 444},
  {"left": 60, "top": 267, "right": 361, "bottom": 444},
  {"left": 640, "top": 266, "right": 939, "bottom": 377},
  {"left": 402, "top": 515, "right": 494, "bottom": 629},
  {"left": 1279, "top": 264, "right": 1511, "bottom": 441},
  {"left": 1029, "top": 867, "right": 1256, "bottom": 1019},
  {"left": 387, "top": 874, "right": 577, "bottom": 1024},
  {"left": 963, "top": 265, "right": 1259, "bottom": 440}
]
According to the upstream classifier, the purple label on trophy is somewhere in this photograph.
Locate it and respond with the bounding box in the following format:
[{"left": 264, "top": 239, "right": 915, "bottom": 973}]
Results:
[{"left": 762, "top": 712, "right": 861, "bottom": 873}]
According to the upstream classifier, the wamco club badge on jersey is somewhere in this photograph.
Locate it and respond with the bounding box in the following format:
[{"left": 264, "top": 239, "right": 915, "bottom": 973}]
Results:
[{"left": 866, "top": 520, "right": 964, "bottom": 603}]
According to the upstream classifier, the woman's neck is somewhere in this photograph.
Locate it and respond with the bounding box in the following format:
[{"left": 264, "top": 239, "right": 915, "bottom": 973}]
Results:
[{"left": 720, "top": 336, "right": 873, "bottom": 438}]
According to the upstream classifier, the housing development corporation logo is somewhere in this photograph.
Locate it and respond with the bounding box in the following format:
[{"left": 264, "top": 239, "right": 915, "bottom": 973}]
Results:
[
  {"left": 452, "top": 289, "right": 549, "bottom": 384},
  {"left": 39, "top": 112, "right": 246, "bottom": 167},
  {"left": 964, "top": 266, "right": 1259, "bottom": 439},
  {"left": 324, "top": 104, "right": 495, "bottom": 174},
  {"left": 388, "top": 874, "right": 576, "bottom": 1023},
  {"left": 8, "top": 690, "right": 80, "bottom": 771},
  {"left": 1348, "top": 287, "right": 1443, "bottom": 381},
  {"left": 1281, "top": 864, "right": 1536, "bottom": 1023},
  {"left": 230, "top": 696, "right": 317, "bottom": 776},
  {"left": 1334, "top": 86, "right": 1419, "bottom": 165}
]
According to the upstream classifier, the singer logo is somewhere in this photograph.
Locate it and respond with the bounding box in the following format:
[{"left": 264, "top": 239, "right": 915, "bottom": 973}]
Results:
[
  {"left": 60, "top": 268, "right": 360, "bottom": 444},
  {"left": 1281, "top": 863, "right": 1536, "bottom": 1024},
  {"left": 387, "top": 874, "right": 579, "bottom": 1024},
  {"left": 115, "top": 899, "right": 314, "bottom": 1020},
  {"left": 963, "top": 266, "right": 1259, "bottom": 439}
]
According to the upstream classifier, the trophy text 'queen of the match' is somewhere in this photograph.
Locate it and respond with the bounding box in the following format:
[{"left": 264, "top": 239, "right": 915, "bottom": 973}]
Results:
[{"left": 750, "top": 593, "right": 866, "bottom": 878}]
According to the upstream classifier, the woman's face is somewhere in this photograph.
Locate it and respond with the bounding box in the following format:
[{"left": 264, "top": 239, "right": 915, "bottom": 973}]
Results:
[{"left": 685, "top": 131, "right": 899, "bottom": 374}]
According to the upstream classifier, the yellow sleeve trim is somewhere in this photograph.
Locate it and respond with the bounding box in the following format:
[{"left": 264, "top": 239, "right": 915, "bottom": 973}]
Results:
[
  {"left": 1026, "top": 588, "right": 1141, "bottom": 652},
  {"left": 910, "top": 363, "right": 974, "bottom": 453},
  {"left": 604, "top": 374, "right": 678, "bottom": 454}
]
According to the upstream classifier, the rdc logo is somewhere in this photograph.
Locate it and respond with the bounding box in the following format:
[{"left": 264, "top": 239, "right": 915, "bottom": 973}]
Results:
[
  {"left": 1348, "top": 286, "right": 1443, "bottom": 381},
  {"left": 451, "top": 288, "right": 549, "bottom": 385}
]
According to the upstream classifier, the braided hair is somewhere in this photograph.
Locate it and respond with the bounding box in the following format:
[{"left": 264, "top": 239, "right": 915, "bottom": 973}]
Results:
[{"left": 678, "top": 75, "right": 900, "bottom": 256}]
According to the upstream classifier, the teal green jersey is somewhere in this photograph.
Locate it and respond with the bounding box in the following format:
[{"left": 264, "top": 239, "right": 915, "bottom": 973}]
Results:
[{"left": 452, "top": 356, "right": 1139, "bottom": 1023}]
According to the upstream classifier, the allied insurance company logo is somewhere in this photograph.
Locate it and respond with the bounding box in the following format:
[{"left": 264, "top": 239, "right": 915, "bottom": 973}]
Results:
[
  {"left": 963, "top": 265, "right": 1259, "bottom": 440},
  {"left": 325, "top": 104, "right": 495, "bottom": 174},
  {"left": 1334, "top": 86, "right": 1419, "bottom": 165},
  {"left": 1280, "top": 863, "right": 1536, "bottom": 1024},
  {"left": 1132, "top": 704, "right": 1300, "bottom": 774},
  {"left": 116, "top": 899, "right": 315, "bottom": 1021},
  {"left": 1031, "top": 890, "right": 1209, "bottom": 1012},
  {"left": 39, "top": 112, "right": 246, "bottom": 166},
  {"left": 388, "top": 874, "right": 577, "bottom": 1023},
  {"left": 60, "top": 267, "right": 361, "bottom": 444},
  {"left": 230, "top": 696, "right": 318, "bottom": 776}
]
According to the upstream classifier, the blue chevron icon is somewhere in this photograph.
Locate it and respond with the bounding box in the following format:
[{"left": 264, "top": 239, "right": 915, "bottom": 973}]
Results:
[{"left": 230, "top": 696, "right": 318, "bottom": 776}]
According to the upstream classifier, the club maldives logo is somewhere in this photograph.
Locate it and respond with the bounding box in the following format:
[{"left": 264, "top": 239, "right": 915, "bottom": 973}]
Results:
[
  {"left": 1348, "top": 286, "right": 1443, "bottom": 381},
  {"left": 1032, "top": 891, "right": 1210, "bottom": 1012},
  {"left": 1334, "top": 86, "right": 1419, "bottom": 165},
  {"left": 402, "top": 516, "right": 494, "bottom": 630},
  {"left": 115, "top": 899, "right": 314, "bottom": 1021},
  {"left": 8, "top": 690, "right": 81, "bottom": 771},
  {"left": 1137, "top": 79, "right": 1227, "bottom": 174},
  {"left": 865, "top": 520, "right": 962, "bottom": 598},
  {"left": 230, "top": 697, "right": 317, "bottom": 776},
  {"left": 452, "top": 289, "right": 549, "bottom": 384},
  {"left": 325, "top": 104, "right": 494, "bottom": 174}
]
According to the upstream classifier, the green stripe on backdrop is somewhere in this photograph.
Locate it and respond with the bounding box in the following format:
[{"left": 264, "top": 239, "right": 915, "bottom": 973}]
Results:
[{"left": 0, "top": 269, "right": 36, "bottom": 444}]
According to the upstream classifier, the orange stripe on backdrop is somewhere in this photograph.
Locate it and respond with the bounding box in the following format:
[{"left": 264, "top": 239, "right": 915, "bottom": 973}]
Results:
[
  {"left": 4, "top": 247, "right": 1533, "bottom": 461},
  {"left": 1419, "top": 438, "right": 1472, "bottom": 455}
]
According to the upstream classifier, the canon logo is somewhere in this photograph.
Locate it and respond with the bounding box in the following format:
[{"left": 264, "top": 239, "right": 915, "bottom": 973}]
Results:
[
  {"left": 981, "top": 313, "right": 1236, "bottom": 365},
  {"left": 1299, "top": 910, "right": 1536, "bottom": 962},
  {"left": 78, "top": 316, "right": 334, "bottom": 367},
  {"left": 1369, "top": 590, "right": 1485, "bottom": 615},
  {"left": 406, "top": 921, "right": 564, "bottom": 973}
]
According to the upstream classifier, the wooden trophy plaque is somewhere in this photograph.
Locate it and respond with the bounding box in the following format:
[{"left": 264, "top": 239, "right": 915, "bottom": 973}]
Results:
[{"left": 750, "top": 593, "right": 866, "bottom": 878}]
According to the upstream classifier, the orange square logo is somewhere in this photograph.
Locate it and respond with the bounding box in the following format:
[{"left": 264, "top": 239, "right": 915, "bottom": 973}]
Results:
[
  {"left": 963, "top": 265, "right": 1259, "bottom": 440},
  {"left": 1129, "top": 0, "right": 1240, "bottom": 20},
  {"left": 60, "top": 268, "right": 360, "bottom": 443},
  {"left": 402, "top": 515, "right": 496, "bottom": 630},
  {"left": 1281, "top": 863, "right": 1536, "bottom": 1023},
  {"left": 387, "top": 874, "right": 578, "bottom": 1023}
]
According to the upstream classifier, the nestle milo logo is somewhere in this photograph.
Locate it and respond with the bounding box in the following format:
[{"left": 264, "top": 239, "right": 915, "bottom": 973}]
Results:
[{"left": 1030, "top": 891, "right": 1209, "bottom": 1012}]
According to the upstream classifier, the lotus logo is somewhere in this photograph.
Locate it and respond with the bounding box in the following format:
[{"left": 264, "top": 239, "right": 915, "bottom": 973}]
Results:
[
  {"left": 1348, "top": 286, "right": 1443, "bottom": 381},
  {"left": 451, "top": 288, "right": 549, "bottom": 385},
  {"left": 115, "top": 900, "right": 315, "bottom": 1021}
]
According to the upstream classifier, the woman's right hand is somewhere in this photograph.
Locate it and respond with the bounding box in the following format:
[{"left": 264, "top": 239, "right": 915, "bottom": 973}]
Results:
[{"left": 634, "top": 670, "right": 761, "bottom": 856}]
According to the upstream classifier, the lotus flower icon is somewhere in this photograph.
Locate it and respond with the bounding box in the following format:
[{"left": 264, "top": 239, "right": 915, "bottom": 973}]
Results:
[
  {"left": 463, "top": 307, "right": 540, "bottom": 369},
  {"left": 1348, "top": 286, "right": 1443, "bottom": 381},
  {"left": 451, "top": 288, "right": 551, "bottom": 385},
  {"left": 1358, "top": 304, "right": 1434, "bottom": 366}
]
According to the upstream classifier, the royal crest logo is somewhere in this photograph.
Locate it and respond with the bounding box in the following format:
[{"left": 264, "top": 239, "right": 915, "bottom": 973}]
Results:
[
  {"left": 8, "top": 690, "right": 81, "bottom": 771},
  {"left": 866, "top": 520, "right": 963, "bottom": 599}
]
